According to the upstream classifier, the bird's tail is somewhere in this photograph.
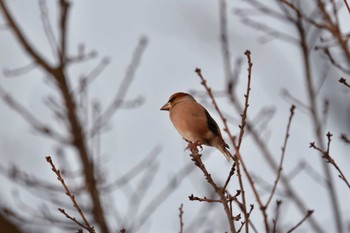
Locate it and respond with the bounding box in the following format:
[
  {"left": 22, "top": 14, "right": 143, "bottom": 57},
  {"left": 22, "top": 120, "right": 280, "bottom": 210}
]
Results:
[
  {"left": 214, "top": 138, "right": 232, "bottom": 161},
  {"left": 220, "top": 147, "right": 232, "bottom": 161}
]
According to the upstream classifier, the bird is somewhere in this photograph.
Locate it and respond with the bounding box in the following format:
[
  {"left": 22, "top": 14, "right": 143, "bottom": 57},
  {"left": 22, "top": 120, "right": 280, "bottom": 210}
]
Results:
[{"left": 160, "top": 92, "right": 232, "bottom": 161}]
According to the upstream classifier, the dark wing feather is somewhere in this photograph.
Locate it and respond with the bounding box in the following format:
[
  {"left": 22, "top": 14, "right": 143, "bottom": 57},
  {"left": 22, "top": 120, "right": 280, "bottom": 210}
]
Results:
[
  {"left": 205, "top": 109, "right": 230, "bottom": 149},
  {"left": 204, "top": 110, "right": 221, "bottom": 137}
]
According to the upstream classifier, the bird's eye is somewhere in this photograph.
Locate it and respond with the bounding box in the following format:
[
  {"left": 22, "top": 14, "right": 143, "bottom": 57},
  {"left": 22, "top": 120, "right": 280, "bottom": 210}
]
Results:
[{"left": 169, "top": 97, "right": 175, "bottom": 103}]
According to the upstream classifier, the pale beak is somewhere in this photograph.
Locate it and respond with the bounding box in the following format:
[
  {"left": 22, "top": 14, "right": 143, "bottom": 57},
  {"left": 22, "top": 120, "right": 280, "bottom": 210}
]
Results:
[{"left": 160, "top": 102, "right": 170, "bottom": 111}]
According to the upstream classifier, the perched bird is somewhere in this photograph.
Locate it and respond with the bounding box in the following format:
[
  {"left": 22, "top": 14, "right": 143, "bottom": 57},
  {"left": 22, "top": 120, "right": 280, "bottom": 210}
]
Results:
[{"left": 160, "top": 92, "right": 232, "bottom": 161}]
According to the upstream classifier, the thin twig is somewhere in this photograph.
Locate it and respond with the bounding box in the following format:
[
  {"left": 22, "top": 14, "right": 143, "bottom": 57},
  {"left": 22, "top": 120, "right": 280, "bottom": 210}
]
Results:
[
  {"left": 310, "top": 133, "right": 350, "bottom": 189},
  {"left": 219, "top": 0, "right": 234, "bottom": 84},
  {"left": 102, "top": 146, "right": 162, "bottom": 191},
  {"left": 133, "top": 160, "right": 197, "bottom": 232},
  {"left": 189, "top": 147, "right": 237, "bottom": 233},
  {"left": 339, "top": 77, "right": 350, "bottom": 88},
  {"left": 0, "top": 86, "right": 68, "bottom": 144},
  {"left": 1, "top": 1, "right": 109, "bottom": 232},
  {"left": 319, "top": 48, "right": 350, "bottom": 74},
  {"left": 0, "top": 0, "right": 54, "bottom": 73},
  {"left": 76, "top": 57, "right": 110, "bottom": 94},
  {"left": 45, "top": 156, "right": 95, "bottom": 233},
  {"left": 59, "top": 0, "right": 69, "bottom": 66},
  {"left": 286, "top": 210, "right": 314, "bottom": 233},
  {"left": 289, "top": 2, "right": 343, "bottom": 231},
  {"left": 281, "top": 89, "right": 310, "bottom": 113},
  {"left": 265, "top": 105, "right": 295, "bottom": 208},
  {"left": 340, "top": 134, "right": 350, "bottom": 144},
  {"left": 237, "top": 50, "right": 253, "bottom": 151},
  {"left": 188, "top": 194, "right": 221, "bottom": 203},
  {"left": 3, "top": 62, "right": 37, "bottom": 77},
  {"left": 195, "top": 67, "right": 269, "bottom": 233},
  {"left": 231, "top": 2, "right": 325, "bottom": 231},
  {"left": 39, "top": 0, "right": 58, "bottom": 58},
  {"left": 272, "top": 200, "right": 282, "bottom": 233},
  {"left": 343, "top": 0, "right": 350, "bottom": 14},
  {"left": 237, "top": 204, "right": 255, "bottom": 233},
  {"left": 58, "top": 208, "right": 87, "bottom": 231},
  {"left": 226, "top": 49, "right": 253, "bottom": 233},
  {"left": 178, "top": 204, "right": 184, "bottom": 233},
  {"left": 92, "top": 37, "right": 148, "bottom": 135}
]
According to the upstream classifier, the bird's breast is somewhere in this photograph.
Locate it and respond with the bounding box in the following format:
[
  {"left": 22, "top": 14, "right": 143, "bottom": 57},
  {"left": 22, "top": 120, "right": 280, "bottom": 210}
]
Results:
[{"left": 169, "top": 102, "right": 212, "bottom": 144}]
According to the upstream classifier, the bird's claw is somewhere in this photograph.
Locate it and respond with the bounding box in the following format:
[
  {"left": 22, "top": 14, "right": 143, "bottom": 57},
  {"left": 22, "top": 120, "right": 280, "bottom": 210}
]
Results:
[{"left": 185, "top": 141, "right": 203, "bottom": 153}]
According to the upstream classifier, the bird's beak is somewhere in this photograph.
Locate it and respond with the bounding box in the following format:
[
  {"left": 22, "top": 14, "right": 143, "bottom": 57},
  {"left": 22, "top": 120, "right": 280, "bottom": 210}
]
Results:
[{"left": 160, "top": 102, "right": 170, "bottom": 111}]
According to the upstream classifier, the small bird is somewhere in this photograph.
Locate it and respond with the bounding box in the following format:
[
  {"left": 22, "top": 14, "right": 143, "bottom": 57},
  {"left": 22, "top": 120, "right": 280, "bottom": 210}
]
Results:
[{"left": 160, "top": 92, "right": 232, "bottom": 161}]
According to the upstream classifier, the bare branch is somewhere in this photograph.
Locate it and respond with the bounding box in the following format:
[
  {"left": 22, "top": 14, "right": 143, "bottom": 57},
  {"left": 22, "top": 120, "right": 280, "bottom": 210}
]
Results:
[
  {"left": 188, "top": 194, "right": 221, "bottom": 203},
  {"left": 0, "top": 0, "right": 54, "bottom": 73},
  {"left": 286, "top": 210, "right": 314, "bottom": 233},
  {"left": 339, "top": 77, "right": 350, "bottom": 88},
  {"left": 195, "top": 67, "right": 269, "bottom": 233},
  {"left": 92, "top": 36, "right": 148, "bottom": 135},
  {"left": 39, "top": 0, "right": 59, "bottom": 58},
  {"left": 133, "top": 160, "right": 196, "bottom": 232},
  {"left": 59, "top": 0, "right": 70, "bottom": 66},
  {"left": 219, "top": 0, "right": 234, "bottom": 84},
  {"left": 310, "top": 133, "right": 350, "bottom": 189},
  {"left": 265, "top": 105, "right": 295, "bottom": 208},
  {"left": 189, "top": 147, "right": 237, "bottom": 233},
  {"left": 271, "top": 200, "right": 282, "bottom": 233},
  {"left": 0, "top": 86, "right": 68, "bottom": 144},
  {"left": 45, "top": 156, "right": 95, "bottom": 233},
  {"left": 3, "top": 62, "right": 37, "bottom": 77},
  {"left": 343, "top": 0, "right": 350, "bottom": 14},
  {"left": 178, "top": 204, "right": 184, "bottom": 233},
  {"left": 340, "top": 133, "right": 350, "bottom": 144},
  {"left": 0, "top": 211, "right": 22, "bottom": 233},
  {"left": 102, "top": 146, "right": 161, "bottom": 191},
  {"left": 58, "top": 208, "right": 87, "bottom": 232}
]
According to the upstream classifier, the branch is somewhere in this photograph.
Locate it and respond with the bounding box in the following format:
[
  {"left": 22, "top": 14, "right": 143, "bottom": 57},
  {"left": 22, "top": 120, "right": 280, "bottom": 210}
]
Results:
[
  {"left": 219, "top": 0, "right": 234, "bottom": 84},
  {"left": 340, "top": 134, "right": 350, "bottom": 144},
  {"left": 339, "top": 77, "right": 350, "bottom": 89},
  {"left": 102, "top": 146, "right": 161, "bottom": 191},
  {"left": 344, "top": 0, "right": 350, "bottom": 14},
  {"left": 92, "top": 36, "right": 148, "bottom": 135},
  {"left": 133, "top": 160, "right": 197, "bottom": 232},
  {"left": 195, "top": 66, "right": 269, "bottom": 233},
  {"left": 265, "top": 105, "right": 295, "bottom": 208},
  {"left": 58, "top": 208, "right": 86, "bottom": 232},
  {"left": 0, "top": 212, "right": 23, "bottom": 233},
  {"left": 237, "top": 50, "right": 253, "bottom": 150},
  {"left": 310, "top": 132, "right": 350, "bottom": 189},
  {"left": 45, "top": 156, "right": 95, "bottom": 233},
  {"left": 1, "top": 1, "right": 110, "bottom": 231},
  {"left": 188, "top": 194, "right": 221, "bottom": 203},
  {"left": 0, "top": 0, "right": 54, "bottom": 73},
  {"left": 226, "top": 50, "right": 253, "bottom": 233},
  {"left": 0, "top": 86, "right": 68, "bottom": 144},
  {"left": 178, "top": 204, "right": 184, "bottom": 233},
  {"left": 59, "top": 0, "right": 70, "bottom": 66},
  {"left": 189, "top": 147, "right": 237, "bottom": 233},
  {"left": 286, "top": 210, "right": 314, "bottom": 233},
  {"left": 271, "top": 200, "right": 282, "bottom": 233},
  {"left": 39, "top": 0, "right": 58, "bottom": 58},
  {"left": 3, "top": 62, "right": 37, "bottom": 77}
]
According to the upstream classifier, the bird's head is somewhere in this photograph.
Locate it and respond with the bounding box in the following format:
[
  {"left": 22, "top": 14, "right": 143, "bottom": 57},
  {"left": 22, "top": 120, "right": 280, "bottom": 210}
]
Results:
[{"left": 160, "top": 92, "right": 195, "bottom": 111}]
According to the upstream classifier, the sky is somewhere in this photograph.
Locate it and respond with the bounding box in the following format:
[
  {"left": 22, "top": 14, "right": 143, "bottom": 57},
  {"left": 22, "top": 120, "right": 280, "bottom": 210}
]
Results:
[{"left": 0, "top": 0, "right": 350, "bottom": 232}]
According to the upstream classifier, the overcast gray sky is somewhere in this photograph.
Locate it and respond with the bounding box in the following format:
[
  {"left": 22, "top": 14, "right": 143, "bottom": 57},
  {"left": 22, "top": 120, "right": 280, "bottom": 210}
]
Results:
[{"left": 1, "top": 0, "right": 349, "bottom": 232}]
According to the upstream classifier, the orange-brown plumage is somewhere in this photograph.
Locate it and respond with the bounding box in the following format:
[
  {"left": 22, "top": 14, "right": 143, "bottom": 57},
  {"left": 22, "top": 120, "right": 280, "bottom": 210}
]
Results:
[{"left": 161, "top": 92, "right": 231, "bottom": 161}]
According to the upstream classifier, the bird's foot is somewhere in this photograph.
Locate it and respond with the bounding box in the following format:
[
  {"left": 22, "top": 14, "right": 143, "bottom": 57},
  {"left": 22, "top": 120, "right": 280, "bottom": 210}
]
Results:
[{"left": 185, "top": 141, "right": 203, "bottom": 153}]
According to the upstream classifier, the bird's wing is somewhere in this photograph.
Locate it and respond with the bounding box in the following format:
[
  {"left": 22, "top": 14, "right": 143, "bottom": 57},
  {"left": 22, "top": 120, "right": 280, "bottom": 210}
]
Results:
[
  {"left": 204, "top": 109, "right": 221, "bottom": 137},
  {"left": 204, "top": 109, "right": 230, "bottom": 149}
]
